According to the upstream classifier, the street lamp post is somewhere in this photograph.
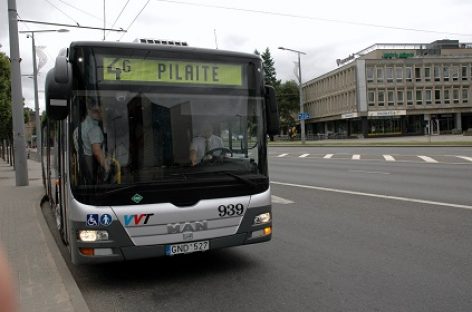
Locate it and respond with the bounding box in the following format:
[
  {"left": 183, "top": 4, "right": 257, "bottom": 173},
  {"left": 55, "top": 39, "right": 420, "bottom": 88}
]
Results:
[
  {"left": 19, "top": 29, "right": 69, "bottom": 158},
  {"left": 279, "top": 46, "right": 307, "bottom": 144}
]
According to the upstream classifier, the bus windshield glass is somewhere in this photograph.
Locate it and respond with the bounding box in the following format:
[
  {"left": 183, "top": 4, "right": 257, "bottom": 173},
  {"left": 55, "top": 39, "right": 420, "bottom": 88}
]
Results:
[{"left": 68, "top": 46, "right": 267, "bottom": 202}]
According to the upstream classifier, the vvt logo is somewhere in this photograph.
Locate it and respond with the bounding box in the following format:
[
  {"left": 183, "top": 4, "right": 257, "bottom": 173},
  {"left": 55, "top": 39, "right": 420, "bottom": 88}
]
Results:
[{"left": 124, "top": 214, "right": 154, "bottom": 226}]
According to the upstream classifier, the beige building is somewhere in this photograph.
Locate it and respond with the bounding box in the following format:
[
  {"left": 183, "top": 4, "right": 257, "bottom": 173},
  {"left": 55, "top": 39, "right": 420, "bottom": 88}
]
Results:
[{"left": 303, "top": 40, "right": 472, "bottom": 138}]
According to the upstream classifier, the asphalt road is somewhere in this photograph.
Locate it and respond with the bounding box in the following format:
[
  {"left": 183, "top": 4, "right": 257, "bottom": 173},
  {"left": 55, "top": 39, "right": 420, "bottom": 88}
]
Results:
[
  {"left": 44, "top": 147, "right": 472, "bottom": 312},
  {"left": 269, "top": 146, "right": 472, "bottom": 206}
]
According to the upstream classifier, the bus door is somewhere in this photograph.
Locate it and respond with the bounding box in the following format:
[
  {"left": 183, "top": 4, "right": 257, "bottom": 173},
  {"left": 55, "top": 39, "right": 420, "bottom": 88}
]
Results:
[{"left": 50, "top": 119, "right": 69, "bottom": 244}]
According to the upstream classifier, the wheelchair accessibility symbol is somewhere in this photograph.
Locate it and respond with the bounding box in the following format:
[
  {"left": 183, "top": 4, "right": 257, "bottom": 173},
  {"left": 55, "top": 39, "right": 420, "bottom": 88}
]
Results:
[
  {"left": 86, "top": 214, "right": 99, "bottom": 227},
  {"left": 86, "top": 214, "right": 113, "bottom": 227}
]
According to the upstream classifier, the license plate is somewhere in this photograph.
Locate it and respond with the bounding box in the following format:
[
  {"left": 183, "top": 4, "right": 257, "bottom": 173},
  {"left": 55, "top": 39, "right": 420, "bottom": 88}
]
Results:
[{"left": 165, "top": 240, "right": 210, "bottom": 256}]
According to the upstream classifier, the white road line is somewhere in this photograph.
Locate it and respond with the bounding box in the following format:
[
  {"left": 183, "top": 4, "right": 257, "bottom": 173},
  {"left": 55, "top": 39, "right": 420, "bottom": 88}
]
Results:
[
  {"left": 323, "top": 154, "right": 334, "bottom": 159},
  {"left": 277, "top": 153, "right": 288, "bottom": 158},
  {"left": 271, "top": 195, "right": 295, "bottom": 204},
  {"left": 383, "top": 155, "right": 396, "bottom": 162},
  {"left": 352, "top": 154, "right": 361, "bottom": 160},
  {"left": 456, "top": 156, "right": 472, "bottom": 162},
  {"left": 271, "top": 181, "right": 472, "bottom": 211},
  {"left": 299, "top": 154, "right": 310, "bottom": 158},
  {"left": 418, "top": 155, "right": 438, "bottom": 163},
  {"left": 349, "top": 170, "right": 391, "bottom": 175}
]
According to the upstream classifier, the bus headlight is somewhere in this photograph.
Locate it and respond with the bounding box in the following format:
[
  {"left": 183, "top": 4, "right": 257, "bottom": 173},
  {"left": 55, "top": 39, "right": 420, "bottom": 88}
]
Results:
[
  {"left": 254, "top": 212, "right": 271, "bottom": 225},
  {"left": 79, "top": 230, "right": 109, "bottom": 242}
]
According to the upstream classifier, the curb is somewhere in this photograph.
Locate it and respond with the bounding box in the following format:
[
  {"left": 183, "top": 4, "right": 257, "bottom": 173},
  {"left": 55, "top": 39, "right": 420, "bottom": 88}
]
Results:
[{"left": 37, "top": 202, "right": 91, "bottom": 312}]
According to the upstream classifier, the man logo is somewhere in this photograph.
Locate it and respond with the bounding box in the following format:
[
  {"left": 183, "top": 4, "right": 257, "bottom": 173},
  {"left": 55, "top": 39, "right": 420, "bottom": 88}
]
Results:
[{"left": 167, "top": 220, "right": 208, "bottom": 234}]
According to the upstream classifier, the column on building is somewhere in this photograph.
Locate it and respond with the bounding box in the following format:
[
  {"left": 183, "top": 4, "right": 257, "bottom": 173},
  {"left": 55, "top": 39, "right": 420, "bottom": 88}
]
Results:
[{"left": 455, "top": 112, "right": 462, "bottom": 131}]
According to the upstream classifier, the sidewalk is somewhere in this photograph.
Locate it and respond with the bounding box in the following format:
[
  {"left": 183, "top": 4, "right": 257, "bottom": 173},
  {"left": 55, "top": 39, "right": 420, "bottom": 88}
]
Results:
[{"left": 0, "top": 159, "right": 89, "bottom": 312}]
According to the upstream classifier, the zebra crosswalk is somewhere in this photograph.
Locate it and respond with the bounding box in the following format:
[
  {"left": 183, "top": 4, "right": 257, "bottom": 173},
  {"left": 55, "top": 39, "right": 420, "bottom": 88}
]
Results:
[{"left": 271, "top": 153, "right": 472, "bottom": 164}]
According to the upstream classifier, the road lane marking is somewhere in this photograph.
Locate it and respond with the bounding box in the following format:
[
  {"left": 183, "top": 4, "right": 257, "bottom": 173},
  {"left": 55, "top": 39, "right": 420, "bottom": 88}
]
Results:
[
  {"left": 277, "top": 153, "right": 288, "bottom": 157},
  {"left": 383, "top": 155, "right": 396, "bottom": 161},
  {"left": 352, "top": 154, "right": 361, "bottom": 160},
  {"left": 323, "top": 154, "right": 334, "bottom": 159},
  {"left": 299, "top": 154, "right": 310, "bottom": 158},
  {"left": 271, "top": 195, "right": 295, "bottom": 204},
  {"left": 349, "top": 170, "right": 391, "bottom": 175},
  {"left": 456, "top": 156, "right": 472, "bottom": 162},
  {"left": 418, "top": 155, "right": 438, "bottom": 163},
  {"left": 271, "top": 181, "right": 472, "bottom": 210}
]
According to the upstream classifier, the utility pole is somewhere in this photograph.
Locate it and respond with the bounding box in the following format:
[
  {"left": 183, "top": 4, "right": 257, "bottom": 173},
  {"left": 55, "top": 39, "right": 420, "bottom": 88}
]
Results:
[
  {"left": 103, "top": 0, "right": 106, "bottom": 40},
  {"left": 30, "top": 33, "right": 40, "bottom": 157},
  {"left": 19, "top": 29, "right": 69, "bottom": 162},
  {"left": 7, "top": 0, "right": 29, "bottom": 186},
  {"left": 279, "top": 46, "right": 307, "bottom": 144}
]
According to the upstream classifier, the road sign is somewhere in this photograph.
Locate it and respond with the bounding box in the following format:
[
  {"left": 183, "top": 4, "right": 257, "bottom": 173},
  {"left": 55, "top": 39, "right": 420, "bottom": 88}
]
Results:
[{"left": 298, "top": 112, "right": 311, "bottom": 120}]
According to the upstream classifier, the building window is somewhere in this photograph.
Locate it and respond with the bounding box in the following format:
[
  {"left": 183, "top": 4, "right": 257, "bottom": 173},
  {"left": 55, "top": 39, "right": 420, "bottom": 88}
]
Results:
[
  {"left": 453, "top": 88, "right": 460, "bottom": 103},
  {"left": 368, "top": 91, "right": 375, "bottom": 106},
  {"left": 367, "top": 67, "right": 374, "bottom": 82},
  {"left": 435, "top": 89, "right": 442, "bottom": 104},
  {"left": 378, "top": 90, "right": 385, "bottom": 106},
  {"left": 424, "top": 67, "right": 431, "bottom": 81},
  {"left": 425, "top": 89, "right": 432, "bottom": 105},
  {"left": 407, "top": 90, "right": 413, "bottom": 105},
  {"left": 444, "top": 89, "right": 450, "bottom": 104},
  {"left": 434, "top": 65, "right": 441, "bottom": 81},
  {"left": 443, "top": 65, "right": 450, "bottom": 81},
  {"left": 462, "top": 88, "right": 469, "bottom": 103},
  {"left": 376, "top": 67, "right": 384, "bottom": 83},
  {"left": 451, "top": 66, "right": 459, "bottom": 81},
  {"left": 416, "top": 89, "right": 423, "bottom": 105},
  {"left": 405, "top": 67, "right": 413, "bottom": 82},
  {"left": 397, "top": 90, "right": 404, "bottom": 105},
  {"left": 414, "top": 67, "right": 422, "bottom": 82},
  {"left": 386, "top": 67, "right": 393, "bottom": 82},
  {"left": 395, "top": 67, "right": 403, "bottom": 82},
  {"left": 387, "top": 90, "right": 394, "bottom": 106},
  {"left": 461, "top": 65, "right": 468, "bottom": 81}
]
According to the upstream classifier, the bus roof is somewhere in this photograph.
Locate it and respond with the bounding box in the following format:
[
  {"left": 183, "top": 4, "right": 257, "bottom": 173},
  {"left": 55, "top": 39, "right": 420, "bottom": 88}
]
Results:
[{"left": 68, "top": 41, "right": 261, "bottom": 61}]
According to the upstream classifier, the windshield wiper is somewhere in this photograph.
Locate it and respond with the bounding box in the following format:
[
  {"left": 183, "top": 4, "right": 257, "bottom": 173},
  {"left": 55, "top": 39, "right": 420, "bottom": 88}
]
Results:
[
  {"left": 219, "top": 171, "right": 257, "bottom": 188},
  {"left": 183, "top": 170, "right": 259, "bottom": 188},
  {"left": 79, "top": 178, "right": 189, "bottom": 195}
]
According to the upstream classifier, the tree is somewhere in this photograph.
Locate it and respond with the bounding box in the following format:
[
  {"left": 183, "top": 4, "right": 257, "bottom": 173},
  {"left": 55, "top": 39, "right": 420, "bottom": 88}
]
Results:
[
  {"left": 260, "top": 48, "right": 280, "bottom": 88},
  {"left": 24, "top": 106, "right": 33, "bottom": 123},
  {"left": 277, "top": 80, "right": 299, "bottom": 134},
  {"left": 0, "top": 51, "right": 12, "bottom": 143}
]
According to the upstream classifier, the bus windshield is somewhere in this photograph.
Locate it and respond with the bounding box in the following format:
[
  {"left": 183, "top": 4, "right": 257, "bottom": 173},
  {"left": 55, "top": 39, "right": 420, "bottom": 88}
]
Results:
[
  {"left": 67, "top": 45, "right": 269, "bottom": 205},
  {"left": 70, "top": 92, "right": 265, "bottom": 188}
]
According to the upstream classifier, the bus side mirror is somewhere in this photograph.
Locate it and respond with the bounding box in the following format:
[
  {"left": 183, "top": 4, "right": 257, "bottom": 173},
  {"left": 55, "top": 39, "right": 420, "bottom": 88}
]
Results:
[
  {"left": 45, "top": 66, "right": 71, "bottom": 120},
  {"left": 265, "top": 86, "right": 280, "bottom": 136},
  {"left": 54, "top": 56, "right": 70, "bottom": 83}
]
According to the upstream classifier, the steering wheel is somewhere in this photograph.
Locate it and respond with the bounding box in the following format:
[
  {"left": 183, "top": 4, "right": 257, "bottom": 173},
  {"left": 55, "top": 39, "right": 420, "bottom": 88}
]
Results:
[{"left": 201, "top": 147, "right": 233, "bottom": 164}]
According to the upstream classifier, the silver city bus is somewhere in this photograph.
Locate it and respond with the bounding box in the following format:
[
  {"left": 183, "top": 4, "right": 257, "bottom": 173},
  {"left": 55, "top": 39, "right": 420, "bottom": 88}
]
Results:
[{"left": 42, "top": 41, "right": 279, "bottom": 264}]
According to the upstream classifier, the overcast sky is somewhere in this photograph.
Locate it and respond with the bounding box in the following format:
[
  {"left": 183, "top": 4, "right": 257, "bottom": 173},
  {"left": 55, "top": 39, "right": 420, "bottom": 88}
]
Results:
[{"left": 1, "top": 0, "right": 472, "bottom": 112}]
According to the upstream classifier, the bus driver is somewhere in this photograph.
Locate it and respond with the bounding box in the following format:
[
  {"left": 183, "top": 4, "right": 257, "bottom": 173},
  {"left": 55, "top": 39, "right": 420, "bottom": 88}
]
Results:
[
  {"left": 189, "top": 124, "right": 223, "bottom": 166},
  {"left": 74, "top": 99, "right": 109, "bottom": 183}
]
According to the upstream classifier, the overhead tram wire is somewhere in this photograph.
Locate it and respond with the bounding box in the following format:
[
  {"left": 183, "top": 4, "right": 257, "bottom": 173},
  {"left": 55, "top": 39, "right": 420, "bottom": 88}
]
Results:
[
  {"left": 29, "top": 0, "right": 126, "bottom": 38},
  {"left": 118, "top": 0, "right": 151, "bottom": 42},
  {"left": 55, "top": 0, "right": 103, "bottom": 22},
  {"left": 18, "top": 19, "right": 126, "bottom": 33},
  {"left": 43, "top": 0, "right": 81, "bottom": 26},
  {"left": 155, "top": 0, "right": 472, "bottom": 37},
  {"left": 105, "top": 0, "right": 131, "bottom": 40}
]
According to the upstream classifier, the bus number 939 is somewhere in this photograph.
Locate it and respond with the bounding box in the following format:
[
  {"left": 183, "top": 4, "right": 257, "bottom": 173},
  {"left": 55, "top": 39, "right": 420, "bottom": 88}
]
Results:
[{"left": 218, "top": 204, "right": 244, "bottom": 217}]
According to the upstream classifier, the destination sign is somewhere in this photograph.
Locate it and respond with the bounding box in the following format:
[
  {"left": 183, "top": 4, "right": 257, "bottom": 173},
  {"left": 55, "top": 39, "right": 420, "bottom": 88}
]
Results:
[{"left": 103, "top": 57, "right": 243, "bottom": 86}]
